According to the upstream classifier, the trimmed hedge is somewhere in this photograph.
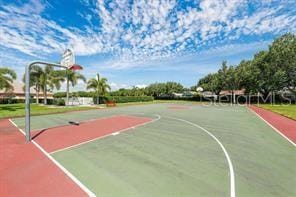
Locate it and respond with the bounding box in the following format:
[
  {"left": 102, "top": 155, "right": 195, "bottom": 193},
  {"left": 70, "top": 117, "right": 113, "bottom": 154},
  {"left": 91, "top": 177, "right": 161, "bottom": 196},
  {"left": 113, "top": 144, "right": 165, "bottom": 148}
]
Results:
[
  {"left": 93, "top": 96, "right": 154, "bottom": 104},
  {"left": 53, "top": 91, "right": 95, "bottom": 98},
  {"left": 107, "top": 96, "right": 153, "bottom": 103},
  {"left": 53, "top": 98, "right": 65, "bottom": 106},
  {"left": 0, "top": 98, "right": 61, "bottom": 105},
  {"left": 156, "top": 94, "right": 203, "bottom": 101},
  {"left": 0, "top": 98, "right": 25, "bottom": 104},
  {"left": 53, "top": 92, "right": 66, "bottom": 98}
]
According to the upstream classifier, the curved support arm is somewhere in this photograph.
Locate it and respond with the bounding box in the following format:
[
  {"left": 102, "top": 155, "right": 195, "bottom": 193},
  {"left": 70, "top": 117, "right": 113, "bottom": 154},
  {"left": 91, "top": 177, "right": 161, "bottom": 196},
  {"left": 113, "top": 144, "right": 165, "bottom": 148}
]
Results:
[{"left": 25, "top": 61, "right": 67, "bottom": 142}]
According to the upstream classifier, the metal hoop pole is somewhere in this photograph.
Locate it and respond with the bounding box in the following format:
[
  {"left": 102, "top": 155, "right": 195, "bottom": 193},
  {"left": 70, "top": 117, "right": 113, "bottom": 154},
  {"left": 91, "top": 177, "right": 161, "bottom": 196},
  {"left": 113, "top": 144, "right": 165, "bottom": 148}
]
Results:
[{"left": 25, "top": 61, "right": 67, "bottom": 142}]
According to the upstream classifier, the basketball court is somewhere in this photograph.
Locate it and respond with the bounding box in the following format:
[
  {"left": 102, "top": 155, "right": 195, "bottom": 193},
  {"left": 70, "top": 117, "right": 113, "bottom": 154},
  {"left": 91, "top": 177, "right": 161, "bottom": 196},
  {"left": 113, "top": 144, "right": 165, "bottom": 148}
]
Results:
[{"left": 2, "top": 103, "right": 295, "bottom": 196}]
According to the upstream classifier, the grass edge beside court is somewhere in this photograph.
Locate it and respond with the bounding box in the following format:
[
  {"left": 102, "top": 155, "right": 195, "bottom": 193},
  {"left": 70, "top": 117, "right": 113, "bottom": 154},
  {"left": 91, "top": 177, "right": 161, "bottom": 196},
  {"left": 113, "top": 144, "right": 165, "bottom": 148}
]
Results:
[
  {"left": 248, "top": 106, "right": 296, "bottom": 147},
  {"left": 257, "top": 104, "right": 296, "bottom": 120}
]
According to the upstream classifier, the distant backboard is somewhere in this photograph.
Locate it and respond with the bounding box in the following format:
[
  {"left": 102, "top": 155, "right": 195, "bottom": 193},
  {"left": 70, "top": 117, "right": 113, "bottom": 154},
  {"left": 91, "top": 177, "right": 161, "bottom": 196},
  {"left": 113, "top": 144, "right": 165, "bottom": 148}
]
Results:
[
  {"left": 60, "top": 49, "right": 75, "bottom": 69},
  {"left": 196, "top": 87, "right": 204, "bottom": 92}
]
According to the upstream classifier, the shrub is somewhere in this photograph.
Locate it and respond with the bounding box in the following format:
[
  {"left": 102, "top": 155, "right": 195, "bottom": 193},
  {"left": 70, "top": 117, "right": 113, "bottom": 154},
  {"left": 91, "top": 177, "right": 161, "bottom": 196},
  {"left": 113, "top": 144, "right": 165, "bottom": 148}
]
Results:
[
  {"left": 53, "top": 98, "right": 65, "bottom": 106},
  {"left": 106, "top": 96, "right": 153, "bottom": 103},
  {"left": 54, "top": 91, "right": 95, "bottom": 98},
  {"left": 93, "top": 96, "right": 153, "bottom": 104},
  {"left": 53, "top": 92, "right": 66, "bottom": 98},
  {"left": 156, "top": 94, "right": 203, "bottom": 101},
  {"left": 0, "top": 98, "right": 25, "bottom": 104}
]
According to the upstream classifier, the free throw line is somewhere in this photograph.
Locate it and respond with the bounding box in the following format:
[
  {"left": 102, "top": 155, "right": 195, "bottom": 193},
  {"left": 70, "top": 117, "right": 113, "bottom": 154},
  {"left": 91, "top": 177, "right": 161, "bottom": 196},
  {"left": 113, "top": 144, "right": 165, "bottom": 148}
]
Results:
[{"left": 49, "top": 114, "right": 161, "bottom": 154}]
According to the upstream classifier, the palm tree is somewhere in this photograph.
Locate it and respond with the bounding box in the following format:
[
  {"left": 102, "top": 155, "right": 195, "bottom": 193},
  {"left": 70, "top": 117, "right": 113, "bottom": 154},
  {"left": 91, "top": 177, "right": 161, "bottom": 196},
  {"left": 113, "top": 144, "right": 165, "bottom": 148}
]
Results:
[
  {"left": 65, "top": 69, "right": 86, "bottom": 105},
  {"left": 42, "top": 65, "right": 65, "bottom": 104},
  {"left": 87, "top": 73, "right": 111, "bottom": 104},
  {"left": 23, "top": 65, "right": 65, "bottom": 104},
  {"left": 0, "top": 67, "right": 17, "bottom": 92},
  {"left": 23, "top": 65, "right": 42, "bottom": 104},
  {"left": 48, "top": 70, "right": 65, "bottom": 91},
  {"left": 40, "top": 65, "right": 53, "bottom": 105}
]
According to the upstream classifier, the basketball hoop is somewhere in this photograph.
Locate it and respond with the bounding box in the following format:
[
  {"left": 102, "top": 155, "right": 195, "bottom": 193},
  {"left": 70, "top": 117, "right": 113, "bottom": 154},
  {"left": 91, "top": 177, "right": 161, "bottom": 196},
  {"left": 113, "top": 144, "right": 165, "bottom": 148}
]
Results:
[
  {"left": 69, "top": 64, "right": 83, "bottom": 71},
  {"left": 61, "top": 49, "right": 83, "bottom": 71},
  {"left": 61, "top": 49, "right": 73, "bottom": 68},
  {"left": 24, "top": 49, "right": 84, "bottom": 142},
  {"left": 196, "top": 87, "right": 204, "bottom": 92}
]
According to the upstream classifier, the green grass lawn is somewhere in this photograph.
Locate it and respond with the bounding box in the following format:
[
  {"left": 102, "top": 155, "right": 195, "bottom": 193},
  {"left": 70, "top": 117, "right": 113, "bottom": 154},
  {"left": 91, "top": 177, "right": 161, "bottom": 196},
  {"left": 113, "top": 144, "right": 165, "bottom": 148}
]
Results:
[
  {"left": 258, "top": 104, "right": 296, "bottom": 120},
  {"left": 0, "top": 103, "right": 98, "bottom": 119}
]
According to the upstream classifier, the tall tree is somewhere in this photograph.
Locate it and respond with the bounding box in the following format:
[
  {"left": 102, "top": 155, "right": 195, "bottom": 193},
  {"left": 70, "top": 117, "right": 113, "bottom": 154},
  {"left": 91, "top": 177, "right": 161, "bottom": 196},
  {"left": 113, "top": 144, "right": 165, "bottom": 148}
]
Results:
[
  {"left": 198, "top": 73, "right": 222, "bottom": 95},
  {"left": 86, "top": 73, "right": 110, "bottom": 104},
  {"left": 223, "top": 65, "right": 243, "bottom": 103},
  {"left": 65, "top": 69, "right": 86, "bottom": 105},
  {"left": 23, "top": 65, "right": 65, "bottom": 104},
  {"left": 145, "top": 83, "right": 165, "bottom": 97},
  {"left": 217, "top": 61, "right": 228, "bottom": 88},
  {"left": 165, "top": 82, "right": 184, "bottom": 94},
  {"left": 235, "top": 60, "right": 259, "bottom": 94},
  {"left": 42, "top": 66, "right": 65, "bottom": 104},
  {"left": 268, "top": 33, "right": 296, "bottom": 96},
  {"left": 0, "top": 67, "right": 17, "bottom": 92},
  {"left": 196, "top": 33, "right": 296, "bottom": 102},
  {"left": 198, "top": 61, "right": 229, "bottom": 96},
  {"left": 48, "top": 70, "right": 66, "bottom": 91},
  {"left": 40, "top": 65, "right": 53, "bottom": 105},
  {"left": 253, "top": 51, "right": 286, "bottom": 99},
  {"left": 23, "top": 65, "right": 43, "bottom": 104},
  {"left": 145, "top": 82, "right": 184, "bottom": 97}
]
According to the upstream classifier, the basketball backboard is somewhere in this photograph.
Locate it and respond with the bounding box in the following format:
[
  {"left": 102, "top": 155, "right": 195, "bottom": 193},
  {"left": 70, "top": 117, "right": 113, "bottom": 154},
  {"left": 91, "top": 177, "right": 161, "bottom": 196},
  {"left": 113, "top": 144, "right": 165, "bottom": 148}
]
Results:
[{"left": 60, "top": 49, "right": 75, "bottom": 69}]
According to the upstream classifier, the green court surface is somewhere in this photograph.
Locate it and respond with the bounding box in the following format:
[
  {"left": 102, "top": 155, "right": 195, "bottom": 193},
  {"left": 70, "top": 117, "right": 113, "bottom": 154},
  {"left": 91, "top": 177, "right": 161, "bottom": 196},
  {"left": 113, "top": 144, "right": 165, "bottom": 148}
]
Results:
[{"left": 12, "top": 103, "right": 296, "bottom": 196}]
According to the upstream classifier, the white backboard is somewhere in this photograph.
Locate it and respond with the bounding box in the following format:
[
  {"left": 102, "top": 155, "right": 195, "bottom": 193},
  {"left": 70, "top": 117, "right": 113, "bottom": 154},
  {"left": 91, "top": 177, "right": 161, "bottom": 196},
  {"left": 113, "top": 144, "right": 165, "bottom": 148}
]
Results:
[
  {"left": 60, "top": 49, "right": 75, "bottom": 68},
  {"left": 196, "top": 87, "right": 204, "bottom": 92}
]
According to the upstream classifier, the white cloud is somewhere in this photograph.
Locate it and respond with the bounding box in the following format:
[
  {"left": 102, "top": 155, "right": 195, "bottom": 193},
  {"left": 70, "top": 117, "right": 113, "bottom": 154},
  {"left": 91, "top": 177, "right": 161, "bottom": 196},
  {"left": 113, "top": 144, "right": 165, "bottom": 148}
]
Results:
[
  {"left": 96, "top": 39, "right": 270, "bottom": 74},
  {"left": 0, "top": 0, "right": 106, "bottom": 57},
  {"left": 109, "top": 82, "right": 147, "bottom": 90},
  {"left": 0, "top": 0, "right": 295, "bottom": 67},
  {"left": 110, "top": 82, "right": 130, "bottom": 90},
  {"left": 135, "top": 84, "right": 148, "bottom": 89}
]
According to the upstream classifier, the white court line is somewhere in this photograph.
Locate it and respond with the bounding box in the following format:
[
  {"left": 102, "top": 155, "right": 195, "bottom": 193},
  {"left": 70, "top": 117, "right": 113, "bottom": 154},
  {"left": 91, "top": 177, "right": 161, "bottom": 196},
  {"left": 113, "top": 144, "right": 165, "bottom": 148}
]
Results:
[
  {"left": 8, "top": 119, "right": 96, "bottom": 197},
  {"left": 248, "top": 107, "right": 296, "bottom": 147},
  {"left": 49, "top": 114, "right": 161, "bottom": 154},
  {"left": 166, "top": 116, "right": 235, "bottom": 197}
]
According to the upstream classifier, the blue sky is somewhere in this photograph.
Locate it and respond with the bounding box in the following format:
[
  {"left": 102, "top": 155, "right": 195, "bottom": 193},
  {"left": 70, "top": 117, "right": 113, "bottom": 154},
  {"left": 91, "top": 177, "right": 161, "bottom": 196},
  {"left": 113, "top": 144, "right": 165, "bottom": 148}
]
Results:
[{"left": 0, "top": 0, "right": 295, "bottom": 90}]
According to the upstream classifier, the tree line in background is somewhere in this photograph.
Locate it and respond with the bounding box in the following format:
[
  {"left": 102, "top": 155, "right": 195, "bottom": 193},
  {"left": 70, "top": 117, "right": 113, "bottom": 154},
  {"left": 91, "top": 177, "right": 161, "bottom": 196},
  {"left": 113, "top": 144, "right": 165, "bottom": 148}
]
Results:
[
  {"left": 109, "top": 82, "right": 184, "bottom": 97},
  {"left": 53, "top": 81, "right": 185, "bottom": 103},
  {"left": 53, "top": 82, "right": 185, "bottom": 98},
  {"left": 197, "top": 33, "right": 296, "bottom": 100}
]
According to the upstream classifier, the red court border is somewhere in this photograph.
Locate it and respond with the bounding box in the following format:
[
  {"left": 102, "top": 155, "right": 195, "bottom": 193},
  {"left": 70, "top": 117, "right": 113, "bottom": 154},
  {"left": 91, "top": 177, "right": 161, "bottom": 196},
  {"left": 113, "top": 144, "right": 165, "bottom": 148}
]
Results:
[
  {"left": 1, "top": 115, "right": 153, "bottom": 196},
  {"left": 0, "top": 119, "right": 87, "bottom": 196},
  {"left": 248, "top": 105, "right": 296, "bottom": 145}
]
